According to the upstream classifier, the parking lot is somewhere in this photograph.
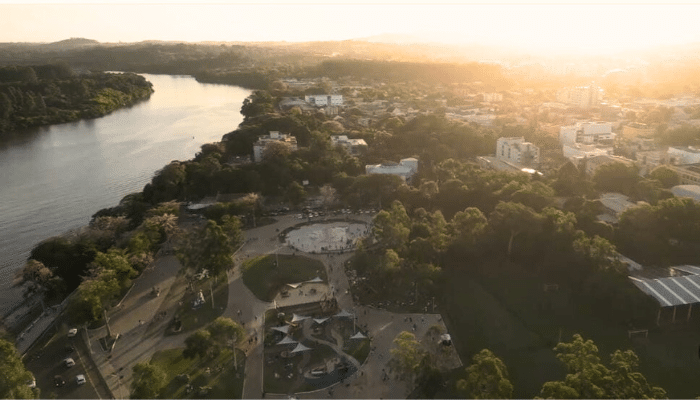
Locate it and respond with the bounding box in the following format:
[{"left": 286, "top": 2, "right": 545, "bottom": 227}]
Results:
[{"left": 24, "top": 323, "right": 109, "bottom": 399}]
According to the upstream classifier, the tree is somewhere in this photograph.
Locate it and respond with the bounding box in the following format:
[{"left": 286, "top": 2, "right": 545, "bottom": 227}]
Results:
[
  {"left": 389, "top": 331, "right": 426, "bottom": 384},
  {"left": 456, "top": 349, "right": 513, "bottom": 399},
  {"left": 183, "top": 329, "right": 213, "bottom": 359},
  {"left": 592, "top": 162, "right": 639, "bottom": 196},
  {"left": 538, "top": 334, "right": 666, "bottom": 399},
  {"left": 0, "top": 338, "right": 38, "bottom": 399},
  {"left": 488, "top": 201, "right": 543, "bottom": 257},
  {"left": 372, "top": 200, "right": 411, "bottom": 251},
  {"left": 207, "top": 317, "right": 245, "bottom": 349},
  {"left": 177, "top": 220, "right": 238, "bottom": 276},
  {"left": 130, "top": 361, "right": 167, "bottom": 399},
  {"left": 648, "top": 165, "right": 680, "bottom": 188}
]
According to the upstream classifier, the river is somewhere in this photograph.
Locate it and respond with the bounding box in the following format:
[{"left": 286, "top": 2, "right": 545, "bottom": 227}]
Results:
[{"left": 0, "top": 74, "right": 251, "bottom": 316}]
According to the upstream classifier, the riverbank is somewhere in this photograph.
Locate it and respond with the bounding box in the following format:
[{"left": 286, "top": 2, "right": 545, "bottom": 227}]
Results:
[
  {"left": 0, "top": 71, "right": 154, "bottom": 136},
  {"left": 0, "top": 74, "right": 251, "bottom": 318}
]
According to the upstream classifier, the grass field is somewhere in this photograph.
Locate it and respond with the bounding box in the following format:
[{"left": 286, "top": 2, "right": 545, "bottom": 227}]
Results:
[
  {"left": 242, "top": 254, "right": 326, "bottom": 301},
  {"left": 150, "top": 347, "right": 246, "bottom": 399},
  {"left": 442, "top": 260, "right": 700, "bottom": 398}
]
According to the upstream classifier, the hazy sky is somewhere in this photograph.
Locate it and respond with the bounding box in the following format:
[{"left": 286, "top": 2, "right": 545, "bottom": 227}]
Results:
[{"left": 1, "top": 1, "right": 700, "bottom": 55}]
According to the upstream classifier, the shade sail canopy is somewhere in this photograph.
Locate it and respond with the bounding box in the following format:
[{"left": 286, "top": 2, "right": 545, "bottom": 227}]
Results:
[
  {"left": 313, "top": 317, "right": 329, "bottom": 325},
  {"left": 291, "top": 343, "right": 312, "bottom": 353},
  {"left": 277, "top": 336, "right": 297, "bottom": 345},
  {"left": 308, "top": 276, "right": 323, "bottom": 283},
  {"left": 350, "top": 332, "right": 367, "bottom": 339},
  {"left": 630, "top": 275, "right": 700, "bottom": 307},
  {"left": 291, "top": 314, "right": 309, "bottom": 323},
  {"left": 271, "top": 325, "right": 290, "bottom": 334}
]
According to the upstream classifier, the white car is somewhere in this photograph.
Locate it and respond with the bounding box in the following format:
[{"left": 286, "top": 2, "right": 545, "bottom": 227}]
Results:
[
  {"left": 67, "top": 328, "right": 78, "bottom": 337},
  {"left": 75, "top": 375, "right": 86, "bottom": 385},
  {"left": 64, "top": 357, "right": 75, "bottom": 368}
]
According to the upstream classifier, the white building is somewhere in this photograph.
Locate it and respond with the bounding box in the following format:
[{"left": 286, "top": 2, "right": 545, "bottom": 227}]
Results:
[
  {"left": 252, "top": 131, "right": 298, "bottom": 162},
  {"left": 365, "top": 158, "right": 418, "bottom": 183},
  {"left": 496, "top": 137, "right": 540, "bottom": 167},
  {"left": 668, "top": 146, "right": 700, "bottom": 165},
  {"left": 482, "top": 93, "right": 503, "bottom": 102},
  {"left": 559, "top": 122, "right": 615, "bottom": 146},
  {"left": 671, "top": 185, "right": 700, "bottom": 203},
  {"left": 556, "top": 84, "right": 604, "bottom": 108},
  {"left": 330, "top": 135, "right": 368, "bottom": 156},
  {"left": 562, "top": 144, "right": 611, "bottom": 164},
  {"left": 305, "top": 94, "right": 344, "bottom": 107}
]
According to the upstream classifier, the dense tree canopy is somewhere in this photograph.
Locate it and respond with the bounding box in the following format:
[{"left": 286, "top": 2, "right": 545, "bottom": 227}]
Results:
[{"left": 0, "top": 339, "right": 38, "bottom": 399}]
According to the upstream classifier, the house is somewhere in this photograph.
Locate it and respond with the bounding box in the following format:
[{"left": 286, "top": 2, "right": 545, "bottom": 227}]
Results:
[
  {"left": 597, "top": 192, "right": 637, "bottom": 223},
  {"left": 496, "top": 137, "right": 540, "bottom": 168},
  {"left": 252, "top": 131, "right": 298, "bottom": 162},
  {"left": 365, "top": 158, "right": 418, "bottom": 183},
  {"left": 330, "top": 135, "right": 368, "bottom": 156}
]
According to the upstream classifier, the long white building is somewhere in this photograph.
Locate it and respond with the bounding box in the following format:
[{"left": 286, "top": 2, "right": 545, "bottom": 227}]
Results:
[
  {"left": 496, "top": 137, "right": 540, "bottom": 167},
  {"left": 305, "top": 94, "right": 344, "bottom": 107},
  {"left": 365, "top": 158, "right": 418, "bottom": 183}
]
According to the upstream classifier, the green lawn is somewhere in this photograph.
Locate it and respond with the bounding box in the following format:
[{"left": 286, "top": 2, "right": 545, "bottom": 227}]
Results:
[
  {"left": 242, "top": 255, "right": 326, "bottom": 301},
  {"left": 150, "top": 347, "right": 245, "bottom": 399}
]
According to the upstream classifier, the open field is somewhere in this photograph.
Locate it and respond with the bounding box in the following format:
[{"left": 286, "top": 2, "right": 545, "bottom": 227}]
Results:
[
  {"left": 242, "top": 255, "right": 326, "bottom": 301},
  {"left": 442, "top": 260, "right": 700, "bottom": 398}
]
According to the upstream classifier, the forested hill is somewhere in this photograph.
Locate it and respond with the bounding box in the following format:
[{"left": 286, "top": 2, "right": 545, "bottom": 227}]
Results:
[{"left": 0, "top": 64, "right": 153, "bottom": 135}]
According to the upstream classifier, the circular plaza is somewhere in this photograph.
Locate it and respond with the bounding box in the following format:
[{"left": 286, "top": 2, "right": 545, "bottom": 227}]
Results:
[{"left": 285, "top": 222, "right": 370, "bottom": 253}]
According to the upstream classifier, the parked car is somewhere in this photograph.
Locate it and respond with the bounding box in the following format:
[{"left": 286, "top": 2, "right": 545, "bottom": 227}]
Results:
[
  {"left": 75, "top": 375, "right": 86, "bottom": 386},
  {"left": 67, "top": 328, "right": 78, "bottom": 338},
  {"left": 63, "top": 357, "right": 75, "bottom": 368}
]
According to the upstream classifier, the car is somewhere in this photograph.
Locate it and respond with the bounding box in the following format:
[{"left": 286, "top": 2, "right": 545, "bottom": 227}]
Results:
[
  {"left": 63, "top": 357, "right": 75, "bottom": 368},
  {"left": 54, "top": 375, "right": 66, "bottom": 387},
  {"left": 26, "top": 378, "right": 36, "bottom": 388},
  {"left": 67, "top": 328, "right": 78, "bottom": 338},
  {"left": 75, "top": 375, "right": 86, "bottom": 386}
]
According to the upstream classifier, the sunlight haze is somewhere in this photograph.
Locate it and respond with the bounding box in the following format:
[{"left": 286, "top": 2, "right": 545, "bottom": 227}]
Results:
[{"left": 1, "top": 3, "right": 699, "bottom": 55}]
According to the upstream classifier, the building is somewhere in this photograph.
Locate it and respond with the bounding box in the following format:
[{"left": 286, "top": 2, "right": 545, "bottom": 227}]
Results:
[
  {"left": 556, "top": 84, "right": 604, "bottom": 108},
  {"left": 668, "top": 146, "right": 700, "bottom": 165},
  {"left": 597, "top": 192, "right": 637, "bottom": 223},
  {"left": 365, "top": 158, "right": 418, "bottom": 183},
  {"left": 562, "top": 144, "right": 610, "bottom": 165},
  {"left": 671, "top": 185, "right": 700, "bottom": 203},
  {"left": 482, "top": 93, "right": 503, "bottom": 102},
  {"left": 496, "top": 137, "right": 540, "bottom": 167},
  {"left": 669, "top": 164, "right": 700, "bottom": 185},
  {"left": 559, "top": 122, "right": 615, "bottom": 146},
  {"left": 252, "top": 131, "right": 298, "bottom": 162},
  {"left": 330, "top": 135, "right": 368, "bottom": 156},
  {"left": 305, "top": 94, "right": 343, "bottom": 107}
]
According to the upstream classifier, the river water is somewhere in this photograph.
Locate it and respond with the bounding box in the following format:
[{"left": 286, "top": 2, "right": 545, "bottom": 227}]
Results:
[{"left": 0, "top": 74, "right": 251, "bottom": 316}]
